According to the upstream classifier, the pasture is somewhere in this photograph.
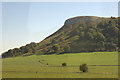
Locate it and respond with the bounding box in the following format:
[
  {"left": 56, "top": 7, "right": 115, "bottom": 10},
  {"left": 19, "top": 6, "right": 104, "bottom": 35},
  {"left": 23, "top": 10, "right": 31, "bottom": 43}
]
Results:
[{"left": 2, "top": 52, "right": 118, "bottom": 78}]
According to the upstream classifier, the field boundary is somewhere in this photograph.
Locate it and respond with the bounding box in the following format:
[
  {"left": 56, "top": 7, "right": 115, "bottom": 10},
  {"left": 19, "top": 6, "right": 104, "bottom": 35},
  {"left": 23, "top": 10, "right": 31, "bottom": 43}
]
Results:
[{"left": 1, "top": 78, "right": 119, "bottom": 80}]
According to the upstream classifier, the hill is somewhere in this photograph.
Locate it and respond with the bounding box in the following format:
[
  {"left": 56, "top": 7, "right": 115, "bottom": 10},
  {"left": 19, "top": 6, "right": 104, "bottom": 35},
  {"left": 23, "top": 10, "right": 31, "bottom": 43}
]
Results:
[{"left": 2, "top": 16, "right": 119, "bottom": 58}]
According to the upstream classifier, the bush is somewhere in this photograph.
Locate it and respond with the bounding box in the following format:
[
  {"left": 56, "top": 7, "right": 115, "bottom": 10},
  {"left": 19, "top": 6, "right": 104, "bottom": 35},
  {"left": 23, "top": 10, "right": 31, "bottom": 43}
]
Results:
[
  {"left": 79, "top": 64, "right": 88, "bottom": 72},
  {"left": 62, "top": 63, "right": 67, "bottom": 67},
  {"left": 38, "top": 60, "right": 40, "bottom": 62}
]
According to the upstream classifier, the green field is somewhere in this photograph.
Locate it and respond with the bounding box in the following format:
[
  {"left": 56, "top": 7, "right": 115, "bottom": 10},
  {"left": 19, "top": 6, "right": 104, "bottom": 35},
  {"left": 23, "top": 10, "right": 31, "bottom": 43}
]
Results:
[{"left": 2, "top": 52, "right": 118, "bottom": 78}]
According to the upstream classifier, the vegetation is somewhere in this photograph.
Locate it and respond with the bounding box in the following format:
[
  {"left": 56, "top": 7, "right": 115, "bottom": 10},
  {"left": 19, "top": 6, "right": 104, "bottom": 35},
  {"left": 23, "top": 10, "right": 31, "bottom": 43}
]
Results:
[
  {"left": 2, "top": 16, "right": 119, "bottom": 58},
  {"left": 64, "top": 45, "right": 70, "bottom": 53},
  {"left": 80, "top": 64, "right": 88, "bottom": 72},
  {"left": 51, "top": 44, "right": 60, "bottom": 53},
  {"left": 62, "top": 63, "right": 67, "bottom": 66},
  {"left": 2, "top": 52, "right": 118, "bottom": 78}
]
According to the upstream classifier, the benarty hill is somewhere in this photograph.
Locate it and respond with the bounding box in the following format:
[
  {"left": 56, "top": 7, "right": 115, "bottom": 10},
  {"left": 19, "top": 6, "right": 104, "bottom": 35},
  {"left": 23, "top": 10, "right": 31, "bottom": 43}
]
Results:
[{"left": 2, "top": 16, "right": 119, "bottom": 58}]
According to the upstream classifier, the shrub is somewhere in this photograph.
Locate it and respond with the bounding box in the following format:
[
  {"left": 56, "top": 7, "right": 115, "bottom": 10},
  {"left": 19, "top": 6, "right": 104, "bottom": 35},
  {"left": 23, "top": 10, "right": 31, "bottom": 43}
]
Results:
[
  {"left": 64, "top": 45, "right": 70, "bottom": 53},
  {"left": 51, "top": 44, "right": 60, "bottom": 53},
  {"left": 38, "top": 60, "right": 41, "bottom": 63},
  {"left": 62, "top": 63, "right": 67, "bottom": 67},
  {"left": 79, "top": 64, "right": 88, "bottom": 72}
]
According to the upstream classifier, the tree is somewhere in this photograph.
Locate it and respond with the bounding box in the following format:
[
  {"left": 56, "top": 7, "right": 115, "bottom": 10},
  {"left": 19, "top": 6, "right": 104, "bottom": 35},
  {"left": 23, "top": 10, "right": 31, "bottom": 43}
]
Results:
[
  {"left": 79, "top": 32, "right": 85, "bottom": 40},
  {"left": 72, "top": 35, "right": 79, "bottom": 41},
  {"left": 62, "top": 63, "right": 67, "bottom": 67},
  {"left": 105, "top": 43, "right": 117, "bottom": 51},
  {"left": 13, "top": 48, "right": 21, "bottom": 56},
  {"left": 97, "top": 21, "right": 104, "bottom": 29},
  {"left": 51, "top": 44, "right": 60, "bottom": 53},
  {"left": 59, "top": 37, "right": 64, "bottom": 42},
  {"left": 8, "top": 49, "right": 14, "bottom": 57},
  {"left": 30, "top": 42, "right": 37, "bottom": 48},
  {"left": 94, "top": 32, "right": 105, "bottom": 42},
  {"left": 51, "top": 39, "right": 56, "bottom": 44},
  {"left": 42, "top": 48, "right": 48, "bottom": 54},
  {"left": 64, "top": 45, "right": 70, "bottom": 53},
  {"left": 79, "top": 64, "right": 88, "bottom": 72},
  {"left": 86, "top": 32, "right": 93, "bottom": 40}
]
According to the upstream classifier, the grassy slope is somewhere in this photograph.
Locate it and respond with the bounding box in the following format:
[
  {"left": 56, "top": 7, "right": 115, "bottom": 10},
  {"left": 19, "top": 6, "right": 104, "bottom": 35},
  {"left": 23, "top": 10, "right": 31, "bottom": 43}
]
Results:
[{"left": 2, "top": 52, "right": 118, "bottom": 78}]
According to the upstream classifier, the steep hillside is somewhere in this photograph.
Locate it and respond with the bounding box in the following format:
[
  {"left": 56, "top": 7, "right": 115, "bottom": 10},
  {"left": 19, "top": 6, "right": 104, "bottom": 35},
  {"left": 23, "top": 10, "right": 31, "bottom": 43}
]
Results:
[{"left": 2, "top": 16, "right": 119, "bottom": 58}]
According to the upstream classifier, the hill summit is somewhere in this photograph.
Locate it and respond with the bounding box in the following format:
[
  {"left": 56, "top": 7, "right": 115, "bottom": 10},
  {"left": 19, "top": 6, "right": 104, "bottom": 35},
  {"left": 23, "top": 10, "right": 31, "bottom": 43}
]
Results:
[{"left": 2, "top": 16, "right": 118, "bottom": 58}]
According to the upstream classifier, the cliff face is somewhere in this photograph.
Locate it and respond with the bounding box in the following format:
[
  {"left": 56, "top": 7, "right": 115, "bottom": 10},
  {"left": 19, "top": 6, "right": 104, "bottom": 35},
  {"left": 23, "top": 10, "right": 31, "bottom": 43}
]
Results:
[
  {"left": 64, "top": 16, "right": 99, "bottom": 26},
  {"left": 2, "top": 16, "right": 118, "bottom": 58}
]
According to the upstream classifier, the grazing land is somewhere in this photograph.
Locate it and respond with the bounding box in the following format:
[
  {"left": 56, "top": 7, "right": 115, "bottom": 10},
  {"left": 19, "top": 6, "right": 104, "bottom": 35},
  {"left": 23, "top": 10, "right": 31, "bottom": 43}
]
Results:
[{"left": 2, "top": 52, "right": 118, "bottom": 78}]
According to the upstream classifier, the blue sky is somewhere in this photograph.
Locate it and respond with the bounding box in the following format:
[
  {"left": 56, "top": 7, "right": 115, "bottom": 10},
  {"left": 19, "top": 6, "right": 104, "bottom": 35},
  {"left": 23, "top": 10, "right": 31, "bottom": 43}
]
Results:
[{"left": 2, "top": 2, "right": 118, "bottom": 54}]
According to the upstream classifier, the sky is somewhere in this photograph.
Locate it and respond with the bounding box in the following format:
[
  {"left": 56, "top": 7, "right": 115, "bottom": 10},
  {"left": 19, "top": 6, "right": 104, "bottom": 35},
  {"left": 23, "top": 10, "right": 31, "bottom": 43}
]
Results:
[{"left": 1, "top": 2, "right": 118, "bottom": 54}]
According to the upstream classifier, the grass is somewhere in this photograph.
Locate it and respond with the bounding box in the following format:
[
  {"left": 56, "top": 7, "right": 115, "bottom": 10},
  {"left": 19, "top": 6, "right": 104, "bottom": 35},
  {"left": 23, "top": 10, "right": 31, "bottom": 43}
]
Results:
[{"left": 2, "top": 52, "right": 118, "bottom": 78}]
